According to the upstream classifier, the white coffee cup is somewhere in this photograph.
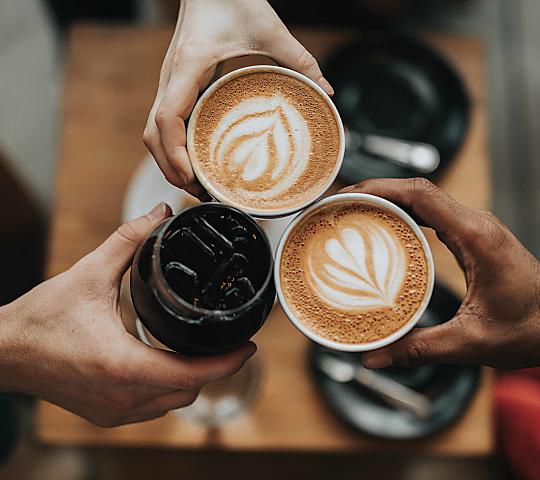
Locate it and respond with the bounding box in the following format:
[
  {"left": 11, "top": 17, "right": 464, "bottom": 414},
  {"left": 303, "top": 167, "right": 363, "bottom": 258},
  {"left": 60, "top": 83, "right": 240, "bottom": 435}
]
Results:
[
  {"left": 186, "top": 65, "right": 345, "bottom": 219},
  {"left": 274, "top": 193, "right": 435, "bottom": 352}
]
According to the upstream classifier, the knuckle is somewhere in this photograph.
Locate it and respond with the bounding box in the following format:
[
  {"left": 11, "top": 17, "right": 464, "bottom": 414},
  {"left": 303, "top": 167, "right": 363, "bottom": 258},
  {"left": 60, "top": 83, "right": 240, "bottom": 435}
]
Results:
[
  {"left": 142, "top": 126, "right": 155, "bottom": 148},
  {"left": 182, "top": 373, "right": 203, "bottom": 391},
  {"left": 162, "top": 170, "right": 183, "bottom": 188},
  {"left": 175, "top": 170, "right": 191, "bottom": 188},
  {"left": 98, "top": 419, "right": 116, "bottom": 428},
  {"left": 183, "top": 391, "right": 199, "bottom": 407},
  {"left": 403, "top": 333, "right": 428, "bottom": 366},
  {"left": 154, "top": 107, "right": 169, "bottom": 128},
  {"left": 152, "top": 411, "right": 168, "bottom": 421},
  {"left": 91, "top": 417, "right": 108, "bottom": 428},
  {"left": 354, "top": 178, "right": 378, "bottom": 190},
  {"left": 405, "top": 343, "right": 426, "bottom": 366},
  {"left": 91, "top": 414, "right": 118, "bottom": 428},
  {"left": 116, "top": 220, "right": 143, "bottom": 246},
  {"left": 296, "top": 49, "right": 318, "bottom": 72},
  {"left": 411, "top": 177, "right": 436, "bottom": 195},
  {"left": 460, "top": 221, "right": 483, "bottom": 248},
  {"left": 164, "top": 169, "right": 189, "bottom": 189},
  {"left": 476, "top": 209, "right": 505, "bottom": 230},
  {"left": 162, "top": 170, "right": 178, "bottom": 185},
  {"left": 343, "top": 178, "right": 383, "bottom": 195},
  {"left": 228, "top": 360, "right": 246, "bottom": 378},
  {"left": 463, "top": 209, "right": 505, "bottom": 251},
  {"left": 477, "top": 209, "right": 497, "bottom": 221}
]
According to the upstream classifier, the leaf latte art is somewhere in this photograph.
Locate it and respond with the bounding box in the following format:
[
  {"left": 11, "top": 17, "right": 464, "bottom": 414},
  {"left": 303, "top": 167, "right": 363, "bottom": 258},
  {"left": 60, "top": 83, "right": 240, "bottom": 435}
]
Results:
[
  {"left": 306, "top": 218, "right": 407, "bottom": 311},
  {"left": 209, "top": 95, "right": 311, "bottom": 201},
  {"left": 189, "top": 70, "right": 342, "bottom": 214}
]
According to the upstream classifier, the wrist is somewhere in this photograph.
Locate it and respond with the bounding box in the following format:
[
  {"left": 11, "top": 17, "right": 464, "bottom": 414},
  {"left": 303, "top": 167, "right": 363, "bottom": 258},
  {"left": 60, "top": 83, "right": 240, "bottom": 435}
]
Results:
[{"left": 0, "top": 301, "right": 29, "bottom": 393}]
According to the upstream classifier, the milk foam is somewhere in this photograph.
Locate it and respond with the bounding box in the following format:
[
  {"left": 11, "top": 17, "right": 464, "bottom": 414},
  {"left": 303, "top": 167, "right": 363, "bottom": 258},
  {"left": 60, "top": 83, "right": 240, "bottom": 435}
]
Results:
[
  {"left": 190, "top": 70, "right": 341, "bottom": 214},
  {"left": 279, "top": 201, "right": 430, "bottom": 345},
  {"left": 209, "top": 95, "right": 311, "bottom": 201},
  {"left": 307, "top": 218, "right": 407, "bottom": 310}
]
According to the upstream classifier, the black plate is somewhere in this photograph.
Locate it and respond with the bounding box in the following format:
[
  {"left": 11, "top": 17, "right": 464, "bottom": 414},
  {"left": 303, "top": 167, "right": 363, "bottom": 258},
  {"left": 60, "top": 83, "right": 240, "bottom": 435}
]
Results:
[
  {"left": 309, "top": 281, "right": 481, "bottom": 440},
  {"left": 324, "top": 33, "right": 470, "bottom": 182}
]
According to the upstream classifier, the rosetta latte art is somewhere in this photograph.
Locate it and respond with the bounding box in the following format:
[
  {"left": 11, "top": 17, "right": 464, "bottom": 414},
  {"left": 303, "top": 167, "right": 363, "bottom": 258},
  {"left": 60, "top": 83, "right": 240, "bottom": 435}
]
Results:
[
  {"left": 209, "top": 95, "right": 311, "bottom": 201},
  {"left": 306, "top": 218, "right": 407, "bottom": 310}
]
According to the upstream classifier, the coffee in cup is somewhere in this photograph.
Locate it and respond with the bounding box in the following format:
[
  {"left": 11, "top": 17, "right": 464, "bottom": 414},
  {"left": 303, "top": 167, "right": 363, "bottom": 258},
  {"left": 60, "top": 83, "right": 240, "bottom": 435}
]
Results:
[
  {"left": 187, "top": 65, "right": 344, "bottom": 218},
  {"left": 275, "top": 193, "right": 434, "bottom": 351}
]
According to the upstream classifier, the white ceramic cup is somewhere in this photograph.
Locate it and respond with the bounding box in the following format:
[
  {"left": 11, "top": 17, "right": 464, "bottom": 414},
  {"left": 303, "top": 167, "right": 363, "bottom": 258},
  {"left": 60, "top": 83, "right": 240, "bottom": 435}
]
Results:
[
  {"left": 186, "top": 65, "right": 345, "bottom": 219},
  {"left": 274, "top": 193, "right": 435, "bottom": 352}
]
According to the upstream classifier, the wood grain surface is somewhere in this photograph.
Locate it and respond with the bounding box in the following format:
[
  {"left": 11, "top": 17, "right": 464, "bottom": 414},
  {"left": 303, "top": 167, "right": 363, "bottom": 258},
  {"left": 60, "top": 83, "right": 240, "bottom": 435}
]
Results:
[{"left": 36, "top": 25, "right": 492, "bottom": 454}]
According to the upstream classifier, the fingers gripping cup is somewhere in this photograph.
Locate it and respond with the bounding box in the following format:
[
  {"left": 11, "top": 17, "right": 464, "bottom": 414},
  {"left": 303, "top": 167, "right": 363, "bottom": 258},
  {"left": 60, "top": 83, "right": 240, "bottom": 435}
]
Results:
[
  {"left": 275, "top": 193, "right": 435, "bottom": 352},
  {"left": 131, "top": 203, "right": 275, "bottom": 356},
  {"left": 186, "top": 65, "right": 345, "bottom": 218}
]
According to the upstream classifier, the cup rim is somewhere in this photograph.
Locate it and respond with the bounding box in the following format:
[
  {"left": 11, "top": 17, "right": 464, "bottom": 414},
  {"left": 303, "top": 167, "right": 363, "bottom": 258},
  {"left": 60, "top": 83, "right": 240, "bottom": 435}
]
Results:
[
  {"left": 274, "top": 193, "right": 435, "bottom": 352},
  {"left": 186, "top": 65, "right": 345, "bottom": 219}
]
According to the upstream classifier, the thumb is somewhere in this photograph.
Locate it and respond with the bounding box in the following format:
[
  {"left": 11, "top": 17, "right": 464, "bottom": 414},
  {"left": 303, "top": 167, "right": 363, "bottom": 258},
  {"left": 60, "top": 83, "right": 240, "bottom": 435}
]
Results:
[
  {"left": 91, "top": 203, "right": 172, "bottom": 282},
  {"left": 361, "top": 316, "right": 476, "bottom": 368}
]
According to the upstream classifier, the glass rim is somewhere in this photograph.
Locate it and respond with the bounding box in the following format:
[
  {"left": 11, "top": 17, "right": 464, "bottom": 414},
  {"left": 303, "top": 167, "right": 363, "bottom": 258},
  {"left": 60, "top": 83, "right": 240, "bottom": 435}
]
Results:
[{"left": 151, "top": 202, "right": 274, "bottom": 317}]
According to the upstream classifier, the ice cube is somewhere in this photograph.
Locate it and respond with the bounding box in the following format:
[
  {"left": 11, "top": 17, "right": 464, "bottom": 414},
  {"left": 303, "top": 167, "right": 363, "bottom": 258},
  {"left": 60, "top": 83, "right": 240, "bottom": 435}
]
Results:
[
  {"left": 179, "top": 227, "right": 215, "bottom": 258},
  {"left": 194, "top": 216, "right": 234, "bottom": 251}
]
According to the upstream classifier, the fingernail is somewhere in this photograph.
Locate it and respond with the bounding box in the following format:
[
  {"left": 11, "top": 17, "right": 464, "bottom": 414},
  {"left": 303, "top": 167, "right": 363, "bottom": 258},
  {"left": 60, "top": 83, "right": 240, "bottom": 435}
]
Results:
[
  {"left": 362, "top": 350, "right": 393, "bottom": 369},
  {"left": 318, "top": 77, "right": 334, "bottom": 96},
  {"left": 339, "top": 185, "right": 355, "bottom": 193},
  {"left": 147, "top": 202, "right": 170, "bottom": 221}
]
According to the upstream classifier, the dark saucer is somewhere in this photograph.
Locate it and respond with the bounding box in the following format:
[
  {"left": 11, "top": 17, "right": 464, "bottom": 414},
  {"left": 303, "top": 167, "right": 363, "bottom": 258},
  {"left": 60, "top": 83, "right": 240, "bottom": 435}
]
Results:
[
  {"left": 309, "top": 281, "right": 481, "bottom": 440},
  {"left": 324, "top": 33, "right": 470, "bottom": 182}
]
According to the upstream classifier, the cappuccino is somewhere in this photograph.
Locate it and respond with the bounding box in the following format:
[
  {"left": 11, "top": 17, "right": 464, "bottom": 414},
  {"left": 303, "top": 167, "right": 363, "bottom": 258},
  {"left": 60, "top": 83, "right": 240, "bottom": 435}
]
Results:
[
  {"left": 276, "top": 194, "right": 434, "bottom": 350},
  {"left": 187, "top": 66, "right": 344, "bottom": 217}
]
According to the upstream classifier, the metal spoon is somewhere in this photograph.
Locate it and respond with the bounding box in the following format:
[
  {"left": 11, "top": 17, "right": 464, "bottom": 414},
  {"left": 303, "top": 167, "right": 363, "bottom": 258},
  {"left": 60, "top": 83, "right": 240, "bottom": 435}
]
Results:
[
  {"left": 346, "top": 130, "right": 440, "bottom": 174},
  {"left": 316, "top": 353, "right": 432, "bottom": 419}
]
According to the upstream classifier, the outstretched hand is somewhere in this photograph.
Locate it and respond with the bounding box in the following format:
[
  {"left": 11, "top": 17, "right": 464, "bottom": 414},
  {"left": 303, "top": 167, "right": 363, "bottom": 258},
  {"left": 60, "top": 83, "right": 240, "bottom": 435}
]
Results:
[
  {"left": 341, "top": 178, "right": 540, "bottom": 370},
  {"left": 0, "top": 203, "right": 256, "bottom": 427}
]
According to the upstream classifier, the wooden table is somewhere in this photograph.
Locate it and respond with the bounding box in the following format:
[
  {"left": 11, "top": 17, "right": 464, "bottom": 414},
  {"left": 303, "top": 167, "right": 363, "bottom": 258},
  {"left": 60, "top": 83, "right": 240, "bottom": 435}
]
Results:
[{"left": 36, "top": 25, "right": 492, "bottom": 455}]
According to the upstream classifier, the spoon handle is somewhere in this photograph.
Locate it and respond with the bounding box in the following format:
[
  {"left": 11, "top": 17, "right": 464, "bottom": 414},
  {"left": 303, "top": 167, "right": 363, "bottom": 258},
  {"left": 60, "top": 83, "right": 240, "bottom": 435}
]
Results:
[
  {"left": 347, "top": 131, "right": 440, "bottom": 174},
  {"left": 354, "top": 366, "right": 432, "bottom": 419}
]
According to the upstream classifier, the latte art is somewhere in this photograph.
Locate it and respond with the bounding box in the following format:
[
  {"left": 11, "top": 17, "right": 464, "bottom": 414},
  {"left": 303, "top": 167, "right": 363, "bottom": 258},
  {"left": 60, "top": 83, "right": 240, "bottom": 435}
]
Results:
[
  {"left": 210, "top": 95, "right": 311, "bottom": 200},
  {"left": 307, "top": 218, "right": 406, "bottom": 311},
  {"left": 188, "top": 68, "right": 342, "bottom": 216},
  {"left": 279, "top": 200, "right": 431, "bottom": 345}
]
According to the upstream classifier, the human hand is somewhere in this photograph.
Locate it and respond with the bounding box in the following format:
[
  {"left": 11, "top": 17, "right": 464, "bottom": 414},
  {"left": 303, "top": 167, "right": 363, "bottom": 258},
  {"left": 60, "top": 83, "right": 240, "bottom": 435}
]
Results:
[
  {"left": 341, "top": 178, "right": 540, "bottom": 369},
  {"left": 143, "top": 0, "right": 333, "bottom": 197},
  {"left": 0, "top": 203, "right": 256, "bottom": 427}
]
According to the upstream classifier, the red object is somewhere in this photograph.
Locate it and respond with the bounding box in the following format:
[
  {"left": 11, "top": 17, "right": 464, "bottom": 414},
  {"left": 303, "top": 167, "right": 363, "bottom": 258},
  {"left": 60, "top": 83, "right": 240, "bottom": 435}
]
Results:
[{"left": 495, "top": 368, "right": 540, "bottom": 480}]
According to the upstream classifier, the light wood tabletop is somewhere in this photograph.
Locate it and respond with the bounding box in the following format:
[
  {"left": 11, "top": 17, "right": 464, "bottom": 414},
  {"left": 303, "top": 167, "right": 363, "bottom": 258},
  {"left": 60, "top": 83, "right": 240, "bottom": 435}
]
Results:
[{"left": 36, "top": 25, "right": 492, "bottom": 454}]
